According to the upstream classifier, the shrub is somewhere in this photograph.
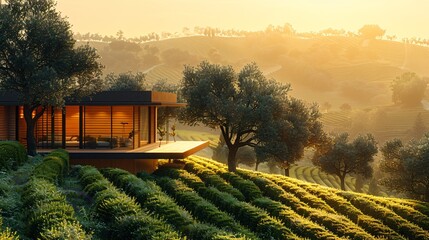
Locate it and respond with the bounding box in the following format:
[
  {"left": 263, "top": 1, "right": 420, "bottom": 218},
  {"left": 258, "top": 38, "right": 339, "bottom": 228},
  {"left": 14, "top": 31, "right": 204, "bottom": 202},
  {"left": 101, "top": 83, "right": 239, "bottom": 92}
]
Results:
[
  {"left": 341, "top": 192, "right": 429, "bottom": 240},
  {"left": 78, "top": 166, "right": 181, "bottom": 239},
  {"left": 276, "top": 176, "right": 407, "bottom": 239},
  {"left": 218, "top": 171, "right": 263, "bottom": 201},
  {"left": 23, "top": 178, "right": 88, "bottom": 239},
  {"left": 0, "top": 146, "right": 15, "bottom": 170},
  {"left": 40, "top": 220, "right": 91, "bottom": 240},
  {"left": 183, "top": 161, "right": 245, "bottom": 201},
  {"left": 0, "top": 228, "right": 18, "bottom": 240},
  {"left": 31, "top": 149, "right": 70, "bottom": 184},
  {"left": 154, "top": 177, "right": 254, "bottom": 238},
  {"left": 0, "top": 141, "right": 27, "bottom": 169},
  {"left": 252, "top": 197, "right": 337, "bottom": 239},
  {"left": 202, "top": 187, "right": 298, "bottom": 240},
  {"left": 238, "top": 169, "right": 336, "bottom": 213}
]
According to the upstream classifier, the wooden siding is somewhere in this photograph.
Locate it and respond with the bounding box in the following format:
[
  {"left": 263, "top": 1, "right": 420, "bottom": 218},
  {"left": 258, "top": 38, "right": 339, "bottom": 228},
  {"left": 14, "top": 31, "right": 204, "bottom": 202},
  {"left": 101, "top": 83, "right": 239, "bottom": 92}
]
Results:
[{"left": 0, "top": 106, "right": 15, "bottom": 140}]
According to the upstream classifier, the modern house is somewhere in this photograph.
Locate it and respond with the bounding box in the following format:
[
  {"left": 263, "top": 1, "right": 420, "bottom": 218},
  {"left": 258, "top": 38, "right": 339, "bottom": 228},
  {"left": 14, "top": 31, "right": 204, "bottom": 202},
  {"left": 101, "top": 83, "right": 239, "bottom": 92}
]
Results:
[{"left": 0, "top": 91, "right": 209, "bottom": 173}]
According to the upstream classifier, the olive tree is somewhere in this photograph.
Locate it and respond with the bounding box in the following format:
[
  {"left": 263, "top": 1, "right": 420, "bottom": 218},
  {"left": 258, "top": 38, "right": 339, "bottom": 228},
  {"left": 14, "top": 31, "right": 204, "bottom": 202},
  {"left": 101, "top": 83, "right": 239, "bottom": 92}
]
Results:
[
  {"left": 380, "top": 136, "right": 429, "bottom": 201},
  {"left": 181, "top": 61, "right": 321, "bottom": 172},
  {"left": 312, "top": 133, "right": 378, "bottom": 190},
  {"left": 0, "top": 0, "right": 103, "bottom": 155}
]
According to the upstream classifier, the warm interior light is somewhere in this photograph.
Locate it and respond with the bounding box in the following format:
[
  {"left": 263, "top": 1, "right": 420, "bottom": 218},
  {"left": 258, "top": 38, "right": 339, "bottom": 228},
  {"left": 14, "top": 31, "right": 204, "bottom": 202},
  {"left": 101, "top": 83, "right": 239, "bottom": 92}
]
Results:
[{"left": 19, "top": 106, "right": 23, "bottom": 119}]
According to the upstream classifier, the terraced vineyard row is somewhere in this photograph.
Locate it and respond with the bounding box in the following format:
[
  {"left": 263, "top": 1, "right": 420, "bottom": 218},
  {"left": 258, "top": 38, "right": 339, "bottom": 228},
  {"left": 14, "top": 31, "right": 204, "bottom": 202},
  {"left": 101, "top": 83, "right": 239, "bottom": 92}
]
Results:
[
  {"left": 184, "top": 156, "right": 429, "bottom": 240},
  {"left": 2, "top": 152, "right": 428, "bottom": 239},
  {"left": 288, "top": 165, "right": 373, "bottom": 193}
]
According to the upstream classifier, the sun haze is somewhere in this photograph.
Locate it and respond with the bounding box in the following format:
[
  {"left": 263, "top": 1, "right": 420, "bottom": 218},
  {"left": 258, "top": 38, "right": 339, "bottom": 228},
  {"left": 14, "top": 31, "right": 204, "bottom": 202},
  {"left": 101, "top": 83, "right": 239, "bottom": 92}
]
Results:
[{"left": 56, "top": 0, "right": 429, "bottom": 39}]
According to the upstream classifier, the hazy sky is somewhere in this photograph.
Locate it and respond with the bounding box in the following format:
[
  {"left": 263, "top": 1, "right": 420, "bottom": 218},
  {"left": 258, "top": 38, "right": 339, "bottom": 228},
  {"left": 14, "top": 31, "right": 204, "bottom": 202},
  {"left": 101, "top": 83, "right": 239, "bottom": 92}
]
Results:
[{"left": 56, "top": 0, "right": 429, "bottom": 39}]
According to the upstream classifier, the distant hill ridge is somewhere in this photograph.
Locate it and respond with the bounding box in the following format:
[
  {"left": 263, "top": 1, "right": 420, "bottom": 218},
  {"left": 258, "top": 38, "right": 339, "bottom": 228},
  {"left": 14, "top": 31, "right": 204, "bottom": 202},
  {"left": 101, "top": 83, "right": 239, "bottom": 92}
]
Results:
[{"left": 84, "top": 35, "right": 429, "bottom": 108}]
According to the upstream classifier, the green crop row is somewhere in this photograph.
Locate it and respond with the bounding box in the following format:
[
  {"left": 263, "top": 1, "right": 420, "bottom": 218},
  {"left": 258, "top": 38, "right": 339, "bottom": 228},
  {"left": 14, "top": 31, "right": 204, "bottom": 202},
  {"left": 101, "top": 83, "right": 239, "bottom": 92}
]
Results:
[
  {"left": 354, "top": 193, "right": 429, "bottom": 230},
  {"left": 32, "top": 149, "right": 69, "bottom": 184},
  {"left": 182, "top": 159, "right": 342, "bottom": 240},
  {"left": 237, "top": 169, "right": 336, "bottom": 214},
  {"left": 77, "top": 166, "right": 181, "bottom": 240},
  {"left": 21, "top": 149, "right": 88, "bottom": 239},
  {"left": 339, "top": 192, "right": 429, "bottom": 240},
  {"left": 251, "top": 197, "right": 338, "bottom": 240},
  {"left": 154, "top": 167, "right": 298, "bottom": 240},
  {"left": 101, "top": 168, "right": 244, "bottom": 240},
  {"left": 183, "top": 161, "right": 245, "bottom": 201},
  {"left": 189, "top": 158, "right": 373, "bottom": 239},
  {"left": 152, "top": 168, "right": 256, "bottom": 239},
  {"left": 271, "top": 175, "right": 404, "bottom": 240},
  {"left": 22, "top": 178, "right": 89, "bottom": 239},
  {"left": 229, "top": 170, "right": 374, "bottom": 239}
]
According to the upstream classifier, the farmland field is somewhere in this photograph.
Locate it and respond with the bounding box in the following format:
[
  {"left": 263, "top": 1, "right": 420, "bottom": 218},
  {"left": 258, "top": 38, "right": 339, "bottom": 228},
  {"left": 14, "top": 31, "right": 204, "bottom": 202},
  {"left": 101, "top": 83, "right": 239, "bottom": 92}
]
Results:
[{"left": 2, "top": 152, "right": 428, "bottom": 239}]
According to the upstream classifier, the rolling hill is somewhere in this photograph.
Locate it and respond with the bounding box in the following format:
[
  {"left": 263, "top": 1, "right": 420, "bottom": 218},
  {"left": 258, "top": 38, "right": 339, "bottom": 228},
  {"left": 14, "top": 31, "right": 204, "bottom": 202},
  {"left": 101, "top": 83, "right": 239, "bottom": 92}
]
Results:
[{"left": 83, "top": 34, "right": 429, "bottom": 109}]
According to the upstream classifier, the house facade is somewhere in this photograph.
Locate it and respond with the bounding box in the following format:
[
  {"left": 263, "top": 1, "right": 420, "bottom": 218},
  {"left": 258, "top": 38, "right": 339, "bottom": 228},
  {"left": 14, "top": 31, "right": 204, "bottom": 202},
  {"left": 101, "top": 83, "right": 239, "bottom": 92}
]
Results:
[{"left": 0, "top": 91, "right": 208, "bottom": 173}]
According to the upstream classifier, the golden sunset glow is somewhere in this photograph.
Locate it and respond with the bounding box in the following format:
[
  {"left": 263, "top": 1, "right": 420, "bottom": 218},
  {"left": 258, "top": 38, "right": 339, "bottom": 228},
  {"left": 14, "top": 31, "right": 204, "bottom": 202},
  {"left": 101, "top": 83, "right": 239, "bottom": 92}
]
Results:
[{"left": 56, "top": 0, "right": 429, "bottom": 39}]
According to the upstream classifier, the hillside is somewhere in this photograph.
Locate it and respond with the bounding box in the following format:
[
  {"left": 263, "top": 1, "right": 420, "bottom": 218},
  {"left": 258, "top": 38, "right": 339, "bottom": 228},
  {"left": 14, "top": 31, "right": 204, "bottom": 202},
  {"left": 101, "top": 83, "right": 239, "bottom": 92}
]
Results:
[
  {"left": 3, "top": 152, "right": 429, "bottom": 239},
  {"left": 83, "top": 35, "right": 429, "bottom": 109}
]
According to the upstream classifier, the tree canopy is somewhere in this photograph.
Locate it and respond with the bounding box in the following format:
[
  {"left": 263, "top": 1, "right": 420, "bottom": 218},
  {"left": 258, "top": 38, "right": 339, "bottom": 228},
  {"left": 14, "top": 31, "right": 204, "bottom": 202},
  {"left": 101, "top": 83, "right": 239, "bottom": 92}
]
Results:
[
  {"left": 391, "top": 72, "right": 427, "bottom": 107},
  {"left": 180, "top": 61, "right": 322, "bottom": 172},
  {"left": 105, "top": 72, "right": 146, "bottom": 91},
  {"left": 312, "top": 133, "right": 378, "bottom": 190},
  {"left": 380, "top": 136, "right": 429, "bottom": 201},
  {"left": 0, "top": 0, "right": 103, "bottom": 155},
  {"left": 358, "top": 24, "right": 385, "bottom": 39}
]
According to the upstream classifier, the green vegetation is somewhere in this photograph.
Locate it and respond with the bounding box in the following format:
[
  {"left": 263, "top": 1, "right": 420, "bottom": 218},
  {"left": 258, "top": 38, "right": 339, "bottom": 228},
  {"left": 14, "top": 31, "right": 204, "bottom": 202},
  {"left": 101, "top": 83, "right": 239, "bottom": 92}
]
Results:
[
  {"left": 180, "top": 61, "right": 324, "bottom": 173},
  {"left": 78, "top": 166, "right": 181, "bottom": 239},
  {"left": 0, "top": 0, "right": 103, "bottom": 155},
  {"left": 0, "top": 141, "right": 27, "bottom": 171},
  {"left": 312, "top": 133, "right": 377, "bottom": 190},
  {"left": 0, "top": 151, "right": 428, "bottom": 239},
  {"left": 23, "top": 150, "right": 89, "bottom": 239},
  {"left": 380, "top": 136, "right": 429, "bottom": 201}
]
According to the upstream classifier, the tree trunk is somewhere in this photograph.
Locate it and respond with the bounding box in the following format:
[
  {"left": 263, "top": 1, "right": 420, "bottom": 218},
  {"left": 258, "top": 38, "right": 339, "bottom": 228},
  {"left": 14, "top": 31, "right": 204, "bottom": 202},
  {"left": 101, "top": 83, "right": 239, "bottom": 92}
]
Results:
[
  {"left": 340, "top": 175, "right": 346, "bottom": 191},
  {"left": 227, "top": 146, "right": 238, "bottom": 172},
  {"left": 284, "top": 167, "right": 290, "bottom": 177},
  {"left": 255, "top": 161, "right": 260, "bottom": 171},
  {"left": 24, "top": 106, "right": 37, "bottom": 156}
]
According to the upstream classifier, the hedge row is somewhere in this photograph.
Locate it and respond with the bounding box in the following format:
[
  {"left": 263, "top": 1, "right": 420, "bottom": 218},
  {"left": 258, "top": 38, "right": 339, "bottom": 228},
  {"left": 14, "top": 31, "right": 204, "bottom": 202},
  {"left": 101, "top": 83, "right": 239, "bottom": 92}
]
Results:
[
  {"left": 183, "top": 162, "right": 245, "bottom": 201},
  {"left": 78, "top": 166, "right": 181, "bottom": 240},
  {"left": 32, "top": 149, "right": 69, "bottom": 184},
  {"left": 237, "top": 169, "right": 336, "bottom": 214},
  {"left": 355, "top": 193, "right": 429, "bottom": 231},
  {"left": 22, "top": 178, "right": 89, "bottom": 239},
  {"left": 339, "top": 192, "right": 429, "bottom": 240},
  {"left": 182, "top": 160, "right": 343, "bottom": 239},
  {"left": 154, "top": 168, "right": 298, "bottom": 240},
  {"left": 269, "top": 175, "right": 404, "bottom": 240},
  {"left": 247, "top": 174, "right": 373, "bottom": 239},
  {"left": 101, "top": 168, "right": 245, "bottom": 240},
  {"left": 152, "top": 169, "right": 255, "bottom": 239},
  {"left": 190, "top": 162, "right": 374, "bottom": 240},
  {"left": 21, "top": 149, "right": 88, "bottom": 239},
  {"left": 251, "top": 197, "right": 338, "bottom": 240},
  {"left": 237, "top": 170, "right": 336, "bottom": 214},
  {"left": 0, "top": 141, "right": 27, "bottom": 171}
]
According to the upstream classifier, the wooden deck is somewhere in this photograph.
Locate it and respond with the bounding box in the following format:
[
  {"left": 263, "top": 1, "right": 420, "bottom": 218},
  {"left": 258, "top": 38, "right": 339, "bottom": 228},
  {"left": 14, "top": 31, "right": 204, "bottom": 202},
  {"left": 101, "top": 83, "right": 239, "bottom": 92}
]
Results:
[
  {"left": 39, "top": 141, "right": 210, "bottom": 174},
  {"left": 39, "top": 141, "right": 210, "bottom": 159}
]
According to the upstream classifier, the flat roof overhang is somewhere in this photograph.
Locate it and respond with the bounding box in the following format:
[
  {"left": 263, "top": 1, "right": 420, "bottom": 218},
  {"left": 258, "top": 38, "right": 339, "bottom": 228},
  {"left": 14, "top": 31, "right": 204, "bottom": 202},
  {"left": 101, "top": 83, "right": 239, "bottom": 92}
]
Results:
[
  {"left": 0, "top": 90, "right": 185, "bottom": 107},
  {"left": 39, "top": 141, "right": 209, "bottom": 160}
]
